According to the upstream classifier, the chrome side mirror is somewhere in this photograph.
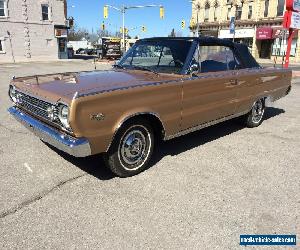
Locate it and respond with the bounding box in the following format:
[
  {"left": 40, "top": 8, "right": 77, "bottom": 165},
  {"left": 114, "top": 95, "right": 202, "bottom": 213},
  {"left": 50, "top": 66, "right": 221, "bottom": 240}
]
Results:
[{"left": 189, "top": 63, "right": 199, "bottom": 75}]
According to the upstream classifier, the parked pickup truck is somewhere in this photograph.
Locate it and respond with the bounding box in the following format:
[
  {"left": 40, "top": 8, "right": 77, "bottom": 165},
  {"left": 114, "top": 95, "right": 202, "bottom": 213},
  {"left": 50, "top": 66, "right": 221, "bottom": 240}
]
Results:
[{"left": 8, "top": 37, "right": 292, "bottom": 177}]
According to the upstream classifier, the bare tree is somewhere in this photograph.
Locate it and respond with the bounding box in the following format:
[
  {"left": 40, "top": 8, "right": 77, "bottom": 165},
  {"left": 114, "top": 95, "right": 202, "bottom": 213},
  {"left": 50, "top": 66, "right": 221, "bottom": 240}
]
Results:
[{"left": 68, "top": 25, "right": 90, "bottom": 41}]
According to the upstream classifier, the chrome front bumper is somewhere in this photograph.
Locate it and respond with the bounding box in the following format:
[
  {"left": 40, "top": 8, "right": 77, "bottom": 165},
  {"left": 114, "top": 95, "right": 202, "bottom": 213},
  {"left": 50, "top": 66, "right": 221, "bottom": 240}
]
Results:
[{"left": 8, "top": 106, "right": 91, "bottom": 157}]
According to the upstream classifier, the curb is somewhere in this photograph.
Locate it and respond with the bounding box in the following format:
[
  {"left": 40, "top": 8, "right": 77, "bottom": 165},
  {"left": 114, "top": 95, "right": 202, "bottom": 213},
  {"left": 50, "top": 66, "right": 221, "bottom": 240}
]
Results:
[{"left": 292, "top": 71, "right": 300, "bottom": 78}]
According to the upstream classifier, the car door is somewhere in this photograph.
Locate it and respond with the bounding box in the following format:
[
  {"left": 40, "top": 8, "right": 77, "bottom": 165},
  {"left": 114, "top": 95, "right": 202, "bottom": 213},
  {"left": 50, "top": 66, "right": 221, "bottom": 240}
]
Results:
[{"left": 181, "top": 43, "right": 240, "bottom": 130}]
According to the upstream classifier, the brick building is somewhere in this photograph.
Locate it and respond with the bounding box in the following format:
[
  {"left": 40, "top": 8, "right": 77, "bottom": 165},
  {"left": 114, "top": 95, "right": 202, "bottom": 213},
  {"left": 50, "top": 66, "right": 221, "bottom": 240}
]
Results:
[
  {"left": 0, "top": 0, "right": 68, "bottom": 63},
  {"left": 190, "top": 0, "right": 300, "bottom": 63}
]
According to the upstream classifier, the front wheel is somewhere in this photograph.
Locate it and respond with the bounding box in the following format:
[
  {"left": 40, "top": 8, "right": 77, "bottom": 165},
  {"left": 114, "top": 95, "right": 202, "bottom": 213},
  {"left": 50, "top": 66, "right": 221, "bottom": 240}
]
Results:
[
  {"left": 244, "top": 99, "right": 265, "bottom": 128},
  {"left": 106, "top": 119, "right": 154, "bottom": 177}
]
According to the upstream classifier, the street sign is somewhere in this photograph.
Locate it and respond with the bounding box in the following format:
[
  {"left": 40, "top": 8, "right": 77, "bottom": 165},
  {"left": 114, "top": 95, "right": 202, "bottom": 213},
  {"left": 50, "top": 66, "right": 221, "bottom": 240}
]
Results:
[
  {"left": 286, "top": 0, "right": 300, "bottom": 12},
  {"left": 229, "top": 17, "right": 235, "bottom": 34},
  {"left": 290, "top": 11, "right": 300, "bottom": 28},
  {"left": 284, "top": 10, "right": 300, "bottom": 29}
]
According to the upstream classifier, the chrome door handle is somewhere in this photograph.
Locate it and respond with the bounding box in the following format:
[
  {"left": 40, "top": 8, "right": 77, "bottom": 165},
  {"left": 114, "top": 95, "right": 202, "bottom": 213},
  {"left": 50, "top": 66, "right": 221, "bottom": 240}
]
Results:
[{"left": 230, "top": 79, "right": 238, "bottom": 85}]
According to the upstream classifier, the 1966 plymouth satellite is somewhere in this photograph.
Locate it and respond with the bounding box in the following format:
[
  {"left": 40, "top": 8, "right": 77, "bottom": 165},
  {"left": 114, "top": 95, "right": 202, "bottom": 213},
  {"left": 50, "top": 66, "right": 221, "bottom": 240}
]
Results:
[{"left": 8, "top": 37, "right": 292, "bottom": 177}]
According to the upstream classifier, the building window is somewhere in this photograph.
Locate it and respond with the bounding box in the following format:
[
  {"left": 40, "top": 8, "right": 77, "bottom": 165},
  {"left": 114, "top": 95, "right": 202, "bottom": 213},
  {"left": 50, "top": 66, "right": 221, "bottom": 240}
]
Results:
[
  {"left": 236, "top": 6, "right": 242, "bottom": 20},
  {"left": 42, "top": 4, "right": 49, "bottom": 20},
  {"left": 205, "top": 2, "right": 210, "bottom": 22},
  {"left": 277, "top": 0, "right": 285, "bottom": 16},
  {"left": 227, "top": 7, "right": 231, "bottom": 20},
  {"left": 214, "top": 2, "right": 220, "bottom": 21},
  {"left": 248, "top": 4, "right": 253, "bottom": 19},
  {"left": 264, "top": 0, "right": 269, "bottom": 17},
  {"left": 0, "top": 0, "right": 6, "bottom": 17}
]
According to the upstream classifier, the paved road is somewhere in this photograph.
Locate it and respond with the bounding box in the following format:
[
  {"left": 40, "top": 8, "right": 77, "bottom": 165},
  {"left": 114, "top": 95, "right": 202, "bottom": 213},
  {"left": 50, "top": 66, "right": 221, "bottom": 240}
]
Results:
[{"left": 0, "top": 61, "right": 299, "bottom": 249}]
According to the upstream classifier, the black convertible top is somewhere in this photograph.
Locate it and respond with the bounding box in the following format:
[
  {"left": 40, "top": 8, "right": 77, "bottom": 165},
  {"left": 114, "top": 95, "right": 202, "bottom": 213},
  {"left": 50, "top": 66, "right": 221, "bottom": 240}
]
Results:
[{"left": 139, "top": 37, "right": 260, "bottom": 69}]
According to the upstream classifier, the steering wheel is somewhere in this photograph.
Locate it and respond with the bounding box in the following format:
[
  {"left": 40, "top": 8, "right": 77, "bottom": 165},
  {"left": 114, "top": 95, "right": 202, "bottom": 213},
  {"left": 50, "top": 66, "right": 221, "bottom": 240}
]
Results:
[{"left": 168, "top": 59, "right": 184, "bottom": 67}]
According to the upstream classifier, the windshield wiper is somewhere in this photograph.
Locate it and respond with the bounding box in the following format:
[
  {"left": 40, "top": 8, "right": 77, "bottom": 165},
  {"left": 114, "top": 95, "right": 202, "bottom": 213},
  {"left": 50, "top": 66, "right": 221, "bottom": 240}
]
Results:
[{"left": 131, "top": 65, "right": 159, "bottom": 76}]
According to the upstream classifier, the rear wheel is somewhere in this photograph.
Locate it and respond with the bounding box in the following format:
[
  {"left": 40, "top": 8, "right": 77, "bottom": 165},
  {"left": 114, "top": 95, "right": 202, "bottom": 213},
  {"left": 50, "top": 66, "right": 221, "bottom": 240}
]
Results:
[
  {"left": 106, "top": 119, "right": 154, "bottom": 177},
  {"left": 244, "top": 99, "right": 265, "bottom": 127}
]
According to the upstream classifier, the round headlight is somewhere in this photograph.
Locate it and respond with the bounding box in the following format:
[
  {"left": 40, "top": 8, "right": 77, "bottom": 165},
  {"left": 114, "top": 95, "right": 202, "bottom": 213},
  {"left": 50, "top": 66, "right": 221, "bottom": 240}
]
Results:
[
  {"left": 58, "top": 105, "right": 70, "bottom": 129},
  {"left": 9, "top": 85, "right": 17, "bottom": 103}
]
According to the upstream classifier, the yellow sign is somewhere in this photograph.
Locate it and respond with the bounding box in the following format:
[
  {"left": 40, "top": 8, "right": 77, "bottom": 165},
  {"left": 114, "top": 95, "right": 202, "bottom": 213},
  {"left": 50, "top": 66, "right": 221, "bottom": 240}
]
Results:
[
  {"left": 104, "top": 6, "right": 108, "bottom": 19},
  {"left": 160, "top": 6, "right": 164, "bottom": 19}
]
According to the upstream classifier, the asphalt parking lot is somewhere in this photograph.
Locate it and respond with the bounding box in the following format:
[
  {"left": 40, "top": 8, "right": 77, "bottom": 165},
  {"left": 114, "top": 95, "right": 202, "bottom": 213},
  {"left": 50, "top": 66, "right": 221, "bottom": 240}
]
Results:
[{"left": 0, "top": 60, "right": 299, "bottom": 249}]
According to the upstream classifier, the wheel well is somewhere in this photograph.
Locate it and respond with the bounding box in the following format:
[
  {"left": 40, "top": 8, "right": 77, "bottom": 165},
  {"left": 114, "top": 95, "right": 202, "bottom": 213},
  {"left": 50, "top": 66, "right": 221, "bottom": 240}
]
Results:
[{"left": 119, "top": 114, "right": 165, "bottom": 140}]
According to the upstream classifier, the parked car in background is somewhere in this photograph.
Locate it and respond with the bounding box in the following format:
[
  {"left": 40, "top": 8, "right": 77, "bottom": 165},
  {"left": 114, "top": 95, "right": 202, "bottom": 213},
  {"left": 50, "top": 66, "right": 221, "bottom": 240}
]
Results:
[
  {"left": 8, "top": 37, "right": 292, "bottom": 177},
  {"left": 75, "top": 48, "right": 85, "bottom": 54}
]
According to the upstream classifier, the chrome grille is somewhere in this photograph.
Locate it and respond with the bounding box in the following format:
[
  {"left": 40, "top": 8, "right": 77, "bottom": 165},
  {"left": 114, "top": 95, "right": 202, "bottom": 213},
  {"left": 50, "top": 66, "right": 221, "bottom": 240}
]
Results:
[{"left": 15, "top": 90, "right": 64, "bottom": 128}]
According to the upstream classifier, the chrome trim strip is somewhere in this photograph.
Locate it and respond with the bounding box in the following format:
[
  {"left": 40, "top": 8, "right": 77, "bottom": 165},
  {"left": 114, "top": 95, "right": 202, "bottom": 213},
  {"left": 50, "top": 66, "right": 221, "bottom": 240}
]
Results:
[
  {"left": 8, "top": 106, "right": 91, "bottom": 157},
  {"left": 164, "top": 110, "right": 249, "bottom": 140},
  {"left": 10, "top": 84, "right": 57, "bottom": 105},
  {"left": 77, "top": 79, "right": 184, "bottom": 98},
  {"left": 106, "top": 112, "right": 166, "bottom": 152}
]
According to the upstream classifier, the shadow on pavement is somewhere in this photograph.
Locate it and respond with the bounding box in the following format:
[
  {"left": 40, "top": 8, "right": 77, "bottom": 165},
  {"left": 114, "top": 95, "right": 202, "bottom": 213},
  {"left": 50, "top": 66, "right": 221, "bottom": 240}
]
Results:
[
  {"left": 45, "top": 107, "right": 285, "bottom": 180},
  {"left": 72, "top": 54, "right": 97, "bottom": 60},
  {"left": 150, "top": 107, "right": 285, "bottom": 168}
]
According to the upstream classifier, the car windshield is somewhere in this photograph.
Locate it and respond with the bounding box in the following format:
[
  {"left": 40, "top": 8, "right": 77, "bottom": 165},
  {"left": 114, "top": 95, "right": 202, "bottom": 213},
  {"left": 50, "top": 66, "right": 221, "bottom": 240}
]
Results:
[{"left": 118, "top": 40, "right": 193, "bottom": 74}]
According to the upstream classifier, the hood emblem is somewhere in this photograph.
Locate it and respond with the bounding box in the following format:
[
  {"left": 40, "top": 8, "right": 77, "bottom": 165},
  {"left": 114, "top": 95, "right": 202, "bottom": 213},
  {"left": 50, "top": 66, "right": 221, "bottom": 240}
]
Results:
[{"left": 90, "top": 113, "right": 105, "bottom": 121}]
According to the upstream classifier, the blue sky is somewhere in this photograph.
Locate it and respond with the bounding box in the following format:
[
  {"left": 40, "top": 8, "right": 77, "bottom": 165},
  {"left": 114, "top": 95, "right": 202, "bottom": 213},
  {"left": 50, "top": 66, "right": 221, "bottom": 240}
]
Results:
[{"left": 67, "top": 0, "right": 193, "bottom": 38}]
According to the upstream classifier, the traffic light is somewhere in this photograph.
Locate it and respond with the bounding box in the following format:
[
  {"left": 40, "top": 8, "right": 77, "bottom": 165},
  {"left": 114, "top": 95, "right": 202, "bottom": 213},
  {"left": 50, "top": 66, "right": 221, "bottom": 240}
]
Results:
[
  {"left": 160, "top": 6, "right": 164, "bottom": 19},
  {"left": 120, "top": 27, "right": 128, "bottom": 34},
  {"left": 101, "top": 22, "right": 105, "bottom": 31},
  {"left": 104, "top": 6, "right": 108, "bottom": 19},
  {"left": 142, "top": 26, "right": 147, "bottom": 32},
  {"left": 181, "top": 20, "right": 186, "bottom": 29}
]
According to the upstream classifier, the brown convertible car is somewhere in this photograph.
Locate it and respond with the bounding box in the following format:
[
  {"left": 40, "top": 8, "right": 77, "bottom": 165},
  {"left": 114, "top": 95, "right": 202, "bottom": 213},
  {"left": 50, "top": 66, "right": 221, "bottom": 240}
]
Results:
[{"left": 8, "top": 37, "right": 292, "bottom": 177}]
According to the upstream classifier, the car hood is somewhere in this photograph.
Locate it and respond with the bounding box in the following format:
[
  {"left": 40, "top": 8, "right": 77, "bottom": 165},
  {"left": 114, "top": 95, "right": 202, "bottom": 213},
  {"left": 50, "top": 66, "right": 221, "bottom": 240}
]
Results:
[{"left": 12, "top": 70, "right": 182, "bottom": 103}]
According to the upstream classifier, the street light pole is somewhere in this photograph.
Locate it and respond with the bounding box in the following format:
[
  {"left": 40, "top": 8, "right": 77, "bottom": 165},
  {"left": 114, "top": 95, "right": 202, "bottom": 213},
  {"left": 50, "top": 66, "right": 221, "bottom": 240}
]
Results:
[
  {"left": 105, "top": 4, "right": 163, "bottom": 51},
  {"left": 122, "top": 6, "right": 125, "bottom": 51}
]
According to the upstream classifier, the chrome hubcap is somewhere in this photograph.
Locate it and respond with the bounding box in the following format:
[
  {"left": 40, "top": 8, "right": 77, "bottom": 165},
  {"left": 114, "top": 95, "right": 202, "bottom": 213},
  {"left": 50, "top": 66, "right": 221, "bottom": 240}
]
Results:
[
  {"left": 252, "top": 100, "right": 264, "bottom": 123},
  {"left": 120, "top": 129, "right": 147, "bottom": 167}
]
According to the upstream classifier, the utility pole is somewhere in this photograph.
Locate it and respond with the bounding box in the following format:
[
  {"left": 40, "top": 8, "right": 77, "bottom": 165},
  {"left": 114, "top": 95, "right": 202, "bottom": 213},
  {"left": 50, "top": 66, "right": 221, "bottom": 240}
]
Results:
[{"left": 104, "top": 4, "right": 164, "bottom": 51}]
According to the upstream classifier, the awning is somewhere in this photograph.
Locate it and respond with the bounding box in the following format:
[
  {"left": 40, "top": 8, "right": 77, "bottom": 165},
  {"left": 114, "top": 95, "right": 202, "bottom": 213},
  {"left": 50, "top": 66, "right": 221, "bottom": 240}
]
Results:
[
  {"left": 219, "top": 28, "right": 254, "bottom": 39},
  {"left": 256, "top": 27, "right": 273, "bottom": 40}
]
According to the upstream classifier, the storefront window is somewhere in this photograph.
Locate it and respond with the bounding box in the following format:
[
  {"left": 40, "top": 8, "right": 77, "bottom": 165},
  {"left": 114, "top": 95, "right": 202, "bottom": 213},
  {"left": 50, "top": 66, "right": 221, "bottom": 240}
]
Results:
[{"left": 272, "top": 37, "right": 298, "bottom": 57}]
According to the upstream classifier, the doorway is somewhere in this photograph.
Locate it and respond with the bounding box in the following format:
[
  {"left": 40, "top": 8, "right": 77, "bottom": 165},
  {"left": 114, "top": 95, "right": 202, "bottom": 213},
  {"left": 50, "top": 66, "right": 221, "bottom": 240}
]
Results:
[
  {"left": 57, "top": 38, "right": 68, "bottom": 59},
  {"left": 259, "top": 40, "right": 272, "bottom": 59}
]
